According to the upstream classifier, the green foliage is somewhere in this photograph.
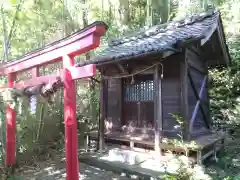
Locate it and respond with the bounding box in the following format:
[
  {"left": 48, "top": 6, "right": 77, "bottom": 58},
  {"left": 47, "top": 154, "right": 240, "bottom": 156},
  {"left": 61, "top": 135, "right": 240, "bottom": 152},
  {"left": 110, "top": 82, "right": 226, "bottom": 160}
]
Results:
[
  {"left": 209, "top": 0, "right": 240, "bottom": 129},
  {"left": 163, "top": 163, "right": 193, "bottom": 180},
  {"left": 169, "top": 113, "right": 198, "bottom": 151},
  {"left": 0, "top": 0, "right": 240, "bottom": 178}
]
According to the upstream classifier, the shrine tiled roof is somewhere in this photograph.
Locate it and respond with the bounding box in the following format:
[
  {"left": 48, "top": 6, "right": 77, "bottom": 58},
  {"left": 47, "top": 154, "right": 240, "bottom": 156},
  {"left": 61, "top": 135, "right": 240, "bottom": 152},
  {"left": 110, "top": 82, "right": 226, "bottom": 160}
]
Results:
[{"left": 77, "top": 9, "right": 230, "bottom": 67}]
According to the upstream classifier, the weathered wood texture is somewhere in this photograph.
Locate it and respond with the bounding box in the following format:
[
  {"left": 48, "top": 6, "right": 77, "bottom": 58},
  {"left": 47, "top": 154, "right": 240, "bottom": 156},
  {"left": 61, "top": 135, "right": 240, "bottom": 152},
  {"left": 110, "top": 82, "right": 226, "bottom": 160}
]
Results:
[
  {"left": 154, "top": 64, "right": 161, "bottom": 153},
  {"left": 122, "top": 74, "right": 154, "bottom": 128},
  {"left": 102, "top": 48, "right": 212, "bottom": 141},
  {"left": 186, "top": 48, "right": 210, "bottom": 138},
  {"left": 86, "top": 130, "right": 225, "bottom": 165},
  {"left": 162, "top": 58, "right": 181, "bottom": 132},
  {"left": 106, "top": 78, "right": 122, "bottom": 129},
  {"left": 180, "top": 53, "right": 190, "bottom": 140},
  {"left": 99, "top": 77, "right": 108, "bottom": 152},
  {"left": 104, "top": 56, "right": 182, "bottom": 137}
]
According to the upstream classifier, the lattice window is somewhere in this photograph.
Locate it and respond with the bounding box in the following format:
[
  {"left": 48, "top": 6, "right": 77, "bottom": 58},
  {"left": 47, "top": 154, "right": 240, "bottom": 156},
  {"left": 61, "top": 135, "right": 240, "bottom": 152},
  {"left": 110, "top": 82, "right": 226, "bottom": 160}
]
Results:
[{"left": 124, "top": 77, "right": 154, "bottom": 101}]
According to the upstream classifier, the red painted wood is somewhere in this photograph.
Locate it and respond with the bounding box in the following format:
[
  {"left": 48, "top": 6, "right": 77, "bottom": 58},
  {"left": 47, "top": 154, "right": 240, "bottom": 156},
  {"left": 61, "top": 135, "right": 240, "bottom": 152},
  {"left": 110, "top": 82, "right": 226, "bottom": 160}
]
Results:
[
  {"left": 15, "top": 74, "right": 63, "bottom": 89},
  {"left": 5, "top": 73, "right": 16, "bottom": 166},
  {"left": 31, "top": 67, "right": 40, "bottom": 78},
  {"left": 0, "top": 24, "right": 106, "bottom": 75},
  {"left": 63, "top": 55, "right": 79, "bottom": 180},
  {"left": 2, "top": 35, "right": 100, "bottom": 74},
  {"left": 69, "top": 64, "right": 96, "bottom": 80},
  {"left": 0, "top": 21, "right": 107, "bottom": 180},
  {"left": 4, "top": 64, "right": 96, "bottom": 89}
]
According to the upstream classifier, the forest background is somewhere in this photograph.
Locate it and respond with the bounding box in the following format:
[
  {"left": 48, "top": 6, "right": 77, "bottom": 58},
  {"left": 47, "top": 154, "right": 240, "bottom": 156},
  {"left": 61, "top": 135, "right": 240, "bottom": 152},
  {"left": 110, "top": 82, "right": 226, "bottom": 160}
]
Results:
[{"left": 0, "top": 0, "right": 240, "bottom": 179}]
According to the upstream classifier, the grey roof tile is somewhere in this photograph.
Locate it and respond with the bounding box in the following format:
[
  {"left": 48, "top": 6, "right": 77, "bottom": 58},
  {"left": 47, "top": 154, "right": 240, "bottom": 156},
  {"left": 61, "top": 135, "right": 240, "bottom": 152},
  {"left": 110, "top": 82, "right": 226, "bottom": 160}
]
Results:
[{"left": 79, "top": 10, "right": 222, "bottom": 66}]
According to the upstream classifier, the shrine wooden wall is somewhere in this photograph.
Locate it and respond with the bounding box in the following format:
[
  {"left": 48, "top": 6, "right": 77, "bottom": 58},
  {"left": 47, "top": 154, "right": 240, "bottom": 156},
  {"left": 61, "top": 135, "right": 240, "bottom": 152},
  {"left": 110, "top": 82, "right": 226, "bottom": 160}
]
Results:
[
  {"left": 161, "top": 57, "right": 181, "bottom": 133},
  {"left": 100, "top": 48, "right": 211, "bottom": 140},
  {"left": 186, "top": 47, "right": 211, "bottom": 139},
  {"left": 103, "top": 54, "right": 182, "bottom": 135}
]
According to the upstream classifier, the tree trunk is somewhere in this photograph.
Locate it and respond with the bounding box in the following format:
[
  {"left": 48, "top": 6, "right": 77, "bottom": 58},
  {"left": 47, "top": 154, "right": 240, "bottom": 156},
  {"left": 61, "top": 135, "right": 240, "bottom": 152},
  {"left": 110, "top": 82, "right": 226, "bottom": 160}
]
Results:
[
  {"left": 81, "top": 0, "right": 97, "bottom": 132},
  {"left": 1, "top": 5, "right": 9, "bottom": 62},
  {"left": 146, "top": 0, "right": 153, "bottom": 26},
  {"left": 119, "top": 0, "right": 130, "bottom": 25},
  {"left": 151, "top": 0, "right": 170, "bottom": 25}
]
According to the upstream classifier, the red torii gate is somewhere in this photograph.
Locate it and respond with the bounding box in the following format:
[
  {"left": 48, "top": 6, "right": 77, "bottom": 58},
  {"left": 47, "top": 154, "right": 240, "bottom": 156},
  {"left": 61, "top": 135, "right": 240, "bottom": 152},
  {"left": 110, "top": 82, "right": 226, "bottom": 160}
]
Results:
[{"left": 0, "top": 21, "right": 107, "bottom": 180}]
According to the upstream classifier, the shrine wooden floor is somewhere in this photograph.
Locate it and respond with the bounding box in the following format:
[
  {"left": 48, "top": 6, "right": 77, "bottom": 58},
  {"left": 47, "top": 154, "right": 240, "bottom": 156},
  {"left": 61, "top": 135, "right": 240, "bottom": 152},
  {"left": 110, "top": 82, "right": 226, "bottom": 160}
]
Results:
[{"left": 85, "top": 130, "right": 226, "bottom": 164}]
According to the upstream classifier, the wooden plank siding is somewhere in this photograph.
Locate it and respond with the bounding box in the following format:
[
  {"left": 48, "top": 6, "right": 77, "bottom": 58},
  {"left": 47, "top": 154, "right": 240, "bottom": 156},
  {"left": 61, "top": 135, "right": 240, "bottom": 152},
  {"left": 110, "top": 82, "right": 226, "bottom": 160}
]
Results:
[
  {"left": 103, "top": 56, "right": 182, "bottom": 137},
  {"left": 154, "top": 64, "right": 161, "bottom": 153},
  {"left": 188, "top": 68, "right": 208, "bottom": 130},
  {"left": 106, "top": 78, "right": 122, "bottom": 130},
  {"left": 102, "top": 50, "right": 212, "bottom": 140},
  {"left": 99, "top": 77, "right": 108, "bottom": 153},
  {"left": 162, "top": 59, "right": 181, "bottom": 132},
  {"left": 186, "top": 47, "right": 210, "bottom": 138}
]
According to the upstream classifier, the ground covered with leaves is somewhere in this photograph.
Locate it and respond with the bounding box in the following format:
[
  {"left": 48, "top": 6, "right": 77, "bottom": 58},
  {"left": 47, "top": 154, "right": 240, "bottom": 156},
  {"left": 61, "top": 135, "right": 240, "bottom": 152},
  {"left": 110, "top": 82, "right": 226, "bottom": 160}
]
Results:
[
  {"left": 0, "top": 132, "right": 236, "bottom": 180},
  {"left": 9, "top": 152, "right": 130, "bottom": 180},
  {"left": 205, "top": 135, "right": 240, "bottom": 180}
]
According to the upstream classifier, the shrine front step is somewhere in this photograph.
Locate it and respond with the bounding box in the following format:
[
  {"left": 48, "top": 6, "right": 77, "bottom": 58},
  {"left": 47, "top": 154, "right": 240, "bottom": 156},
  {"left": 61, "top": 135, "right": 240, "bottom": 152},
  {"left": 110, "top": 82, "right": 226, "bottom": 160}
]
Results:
[
  {"left": 108, "top": 148, "right": 153, "bottom": 165},
  {"left": 78, "top": 148, "right": 197, "bottom": 180},
  {"left": 79, "top": 152, "right": 162, "bottom": 180}
]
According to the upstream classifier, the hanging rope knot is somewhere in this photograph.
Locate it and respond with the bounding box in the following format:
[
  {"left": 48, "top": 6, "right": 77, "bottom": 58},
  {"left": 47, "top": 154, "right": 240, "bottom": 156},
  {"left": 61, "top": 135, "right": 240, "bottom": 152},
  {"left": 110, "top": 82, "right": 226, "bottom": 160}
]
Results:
[
  {"left": 131, "top": 76, "right": 135, "bottom": 84},
  {"left": 102, "top": 62, "right": 164, "bottom": 80}
]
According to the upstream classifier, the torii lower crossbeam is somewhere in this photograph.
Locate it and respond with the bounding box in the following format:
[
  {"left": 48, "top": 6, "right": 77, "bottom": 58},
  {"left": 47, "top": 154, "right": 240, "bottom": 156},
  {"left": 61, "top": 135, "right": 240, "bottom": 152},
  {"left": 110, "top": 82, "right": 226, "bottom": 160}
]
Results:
[{"left": 0, "top": 21, "right": 107, "bottom": 180}]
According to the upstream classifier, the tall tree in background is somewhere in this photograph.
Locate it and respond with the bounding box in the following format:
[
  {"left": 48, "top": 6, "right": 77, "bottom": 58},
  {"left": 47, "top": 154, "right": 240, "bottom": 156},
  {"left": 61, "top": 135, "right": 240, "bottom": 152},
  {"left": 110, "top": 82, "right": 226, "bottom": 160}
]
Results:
[{"left": 119, "top": 0, "right": 130, "bottom": 25}]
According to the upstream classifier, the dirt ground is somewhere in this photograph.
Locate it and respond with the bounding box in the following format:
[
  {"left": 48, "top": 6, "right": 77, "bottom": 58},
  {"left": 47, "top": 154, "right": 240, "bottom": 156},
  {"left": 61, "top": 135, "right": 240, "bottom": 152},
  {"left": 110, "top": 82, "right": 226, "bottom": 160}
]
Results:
[
  {"left": 12, "top": 133, "right": 240, "bottom": 180},
  {"left": 14, "top": 154, "right": 130, "bottom": 180}
]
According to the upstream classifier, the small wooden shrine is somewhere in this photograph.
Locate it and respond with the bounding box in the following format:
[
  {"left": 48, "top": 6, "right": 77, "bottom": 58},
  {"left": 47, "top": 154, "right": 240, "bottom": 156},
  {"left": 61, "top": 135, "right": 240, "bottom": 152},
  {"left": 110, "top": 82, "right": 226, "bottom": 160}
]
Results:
[{"left": 79, "top": 10, "right": 230, "bottom": 164}]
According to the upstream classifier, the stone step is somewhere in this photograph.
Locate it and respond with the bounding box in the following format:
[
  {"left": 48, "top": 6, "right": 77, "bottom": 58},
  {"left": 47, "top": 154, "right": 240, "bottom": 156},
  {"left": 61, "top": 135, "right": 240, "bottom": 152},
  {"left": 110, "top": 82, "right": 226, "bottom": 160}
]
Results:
[{"left": 107, "top": 148, "right": 154, "bottom": 165}]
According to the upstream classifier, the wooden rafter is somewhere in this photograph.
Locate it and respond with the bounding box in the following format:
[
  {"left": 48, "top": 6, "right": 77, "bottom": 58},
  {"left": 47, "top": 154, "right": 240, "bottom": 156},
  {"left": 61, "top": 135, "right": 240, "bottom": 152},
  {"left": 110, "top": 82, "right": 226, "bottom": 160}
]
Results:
[
  {"left": 188, "top": 61, "right": 205, "bottom": 74},
  {"left": 187, "top": 48, "right": 206, "bottom": 74},
  {"left": 188, "top": 45, "right": 206, "bottom": 61},
  {"left": 116, "top": 64, "right": 126, "bottom": 73}
]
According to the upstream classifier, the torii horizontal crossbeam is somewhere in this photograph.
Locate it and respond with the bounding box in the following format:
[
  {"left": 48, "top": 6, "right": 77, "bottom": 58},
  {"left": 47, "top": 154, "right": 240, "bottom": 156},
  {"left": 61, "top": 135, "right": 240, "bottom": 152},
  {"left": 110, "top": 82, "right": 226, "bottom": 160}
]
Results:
[
  {"left": 0, "top": 21, "right": 106, "bottom": 75},
  {"left": 0, "top": 64, "right": 96, "bottom": 89}
]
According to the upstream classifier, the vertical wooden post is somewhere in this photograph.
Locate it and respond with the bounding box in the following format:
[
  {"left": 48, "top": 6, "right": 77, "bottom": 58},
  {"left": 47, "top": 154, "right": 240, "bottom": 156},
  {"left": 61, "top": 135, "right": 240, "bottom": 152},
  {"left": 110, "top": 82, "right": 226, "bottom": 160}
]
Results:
[
  {"left": 31, "top": 67, "right": 40, "bottom": 78},
  {"left": 99, "top": 77, "right": 107, "bottom": 153},
  {"left": 63, "top": 55, "right": 79, "bottom": 180},
  {"left": 158, "top": 66, "right": 163, "bottom": 151},
  {"left": 181, "top": 54, "right": 189, "bottom": 141},
  {"left": 205, "top": 60, "right": 212, "bottom": 130},
  {"left": 119, "top": 79, "right": 123, "bottom": 126},
  {"left": 5, "top": 73, "right": 16, "bottom": 167},
  {"left": 154, "top": 64, "right": 161, "bottom": 154}
]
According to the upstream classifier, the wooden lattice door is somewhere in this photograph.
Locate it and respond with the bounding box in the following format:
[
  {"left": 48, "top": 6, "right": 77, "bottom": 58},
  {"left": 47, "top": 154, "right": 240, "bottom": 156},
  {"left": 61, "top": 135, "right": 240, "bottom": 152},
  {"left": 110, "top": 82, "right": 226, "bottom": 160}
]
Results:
[{"left": 123, "top": 75, "right": 154, "bottom": 128}]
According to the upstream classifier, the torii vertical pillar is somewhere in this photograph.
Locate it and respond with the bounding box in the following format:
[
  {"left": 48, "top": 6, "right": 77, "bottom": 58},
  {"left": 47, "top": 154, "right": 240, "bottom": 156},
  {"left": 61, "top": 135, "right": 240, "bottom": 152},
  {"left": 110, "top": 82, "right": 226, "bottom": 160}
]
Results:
[
  {"left": 63, "top": 55, "right": 79, "bottom": 180},
  {"left": 1, "top": 21, "right": 108, "bottom": 179},
  {"left": 6, "top": 73, "right": 16, "bottom": 166}
]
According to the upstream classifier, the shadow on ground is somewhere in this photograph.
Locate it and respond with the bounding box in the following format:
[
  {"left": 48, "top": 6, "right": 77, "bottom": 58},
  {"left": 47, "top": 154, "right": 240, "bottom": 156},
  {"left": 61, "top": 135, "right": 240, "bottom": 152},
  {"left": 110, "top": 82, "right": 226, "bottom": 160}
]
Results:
[
  {"left": 15, "top": 156, "right": 130, "bottom": 180},
  {"left": 14, "top": 135, "right": 240, "bottom": 180}
]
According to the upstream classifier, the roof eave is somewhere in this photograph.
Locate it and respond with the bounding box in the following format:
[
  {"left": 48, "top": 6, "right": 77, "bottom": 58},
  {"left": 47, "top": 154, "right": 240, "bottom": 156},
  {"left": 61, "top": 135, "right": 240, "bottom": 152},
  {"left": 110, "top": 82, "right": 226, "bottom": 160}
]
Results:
[
  {"left": 76, "top": 47, "right": 183, "bottom": 68},
  {"left": 217, "top": 15, "right": 231, "bottom": 67}
]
